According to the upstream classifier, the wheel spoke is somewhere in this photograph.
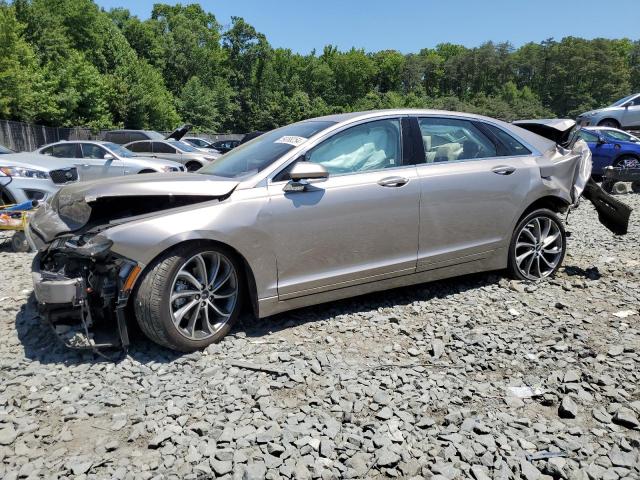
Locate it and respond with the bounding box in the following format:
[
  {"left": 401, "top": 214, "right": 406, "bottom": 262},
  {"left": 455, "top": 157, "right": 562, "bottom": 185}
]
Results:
[
  {"left": 211, "top": 268, "right": 232, "bottom": 292},
  {"left": 207, "top": 254, "right": 221, "bottom": 288},
  {"left": 171, "top": 290, "right": 200, "bottom": 302},
  {"left": 542, "top": 231, "right": 560, "bottom": 248},
  {"left": 201, "top": 304, "right": 213, "bottom": 335},
  {"left": 516, "top": 248, "right": 535, "bottom": 265},
  {"left": 524, "top": 254, "right": 535, "bottom": 276},
  {"left": 194, "top": 254, "right": 208, "bottom": 285},
  {"left": 177, "top": 270, "right": 202, "bottom": 289},
  {"left": 206, "top": 299, "right": 230, "bottom": 318},
  {"left": 185, "top": 304, "right": 200, "bottom": 337},
  {"left": 173, "top": 298, "right": 199, "bottom": 326},
  {"left": 521, "top": 228, "right": 536, "bottom": 244}
]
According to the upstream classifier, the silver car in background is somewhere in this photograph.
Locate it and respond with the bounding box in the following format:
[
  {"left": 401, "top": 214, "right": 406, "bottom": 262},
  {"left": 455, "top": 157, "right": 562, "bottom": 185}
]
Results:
[
  {"left": 29, "top": 109, "right": 626, "bottom": 353},
  {"left": 37, "top": 141, "right": 184, "bottom": 180},
  {"left": 124, "top": 139, "right": 218, "bottom": 171},
  {"left": 577, "top": 93, "right": 640, "bottom": 129}
]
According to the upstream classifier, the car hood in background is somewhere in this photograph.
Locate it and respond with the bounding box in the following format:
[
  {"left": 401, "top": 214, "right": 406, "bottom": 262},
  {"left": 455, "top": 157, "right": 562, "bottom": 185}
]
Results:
[
  {"left": 165, "top": 124, "right": 192, "bottom": 141},
  {"left": 0, "top": 153, "right": 78, "bottom": 171}
]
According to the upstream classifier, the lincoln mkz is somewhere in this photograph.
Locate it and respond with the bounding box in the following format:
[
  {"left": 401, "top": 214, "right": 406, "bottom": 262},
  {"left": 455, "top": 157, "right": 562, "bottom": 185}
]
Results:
[{"left": 26, "top": 110, "right": 628, "bottom": 352}]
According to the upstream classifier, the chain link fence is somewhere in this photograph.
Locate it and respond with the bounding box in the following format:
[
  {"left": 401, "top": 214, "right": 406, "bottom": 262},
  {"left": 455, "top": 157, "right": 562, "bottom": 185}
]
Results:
[{"left": 0, "top": 119, "right": 242, "bottom": 152}]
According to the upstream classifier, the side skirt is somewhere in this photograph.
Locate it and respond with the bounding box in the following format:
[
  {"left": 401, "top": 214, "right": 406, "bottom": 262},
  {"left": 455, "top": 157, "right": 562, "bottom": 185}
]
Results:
[{"left": 257, "top": 251, "right": 506, "bottom": 318}]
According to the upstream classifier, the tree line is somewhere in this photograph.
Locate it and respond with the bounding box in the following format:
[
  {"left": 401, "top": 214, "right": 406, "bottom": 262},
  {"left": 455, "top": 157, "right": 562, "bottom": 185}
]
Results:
[{"left": 1, "top": 0, "right": 638, "bottom": 133}]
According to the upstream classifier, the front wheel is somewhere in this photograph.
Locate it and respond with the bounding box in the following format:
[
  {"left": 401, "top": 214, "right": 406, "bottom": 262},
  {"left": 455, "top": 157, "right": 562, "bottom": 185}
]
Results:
[
  {"left": 507, "top": 209, "right": 566, "bottom": 281},
  {"left": 134, "top": 243, "right": 242, "bottom": 351}
]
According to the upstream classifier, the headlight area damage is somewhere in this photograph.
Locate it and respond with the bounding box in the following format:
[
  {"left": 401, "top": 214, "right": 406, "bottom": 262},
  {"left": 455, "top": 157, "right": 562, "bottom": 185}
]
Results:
[{"left": 27, "top": 173, "right": 238, "bottom": 354}]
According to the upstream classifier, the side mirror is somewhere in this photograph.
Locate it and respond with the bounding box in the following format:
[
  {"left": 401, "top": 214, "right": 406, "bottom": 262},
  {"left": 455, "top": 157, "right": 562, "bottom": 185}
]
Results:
[
  {"left": 284, "top": 161, "right": 328, "bottom": 192},
  {"left": 104, "top": 153, "right": 115, "bottom": 161},
  {"left": 597, "top": 135, "right": 606, "bottom": 144}
]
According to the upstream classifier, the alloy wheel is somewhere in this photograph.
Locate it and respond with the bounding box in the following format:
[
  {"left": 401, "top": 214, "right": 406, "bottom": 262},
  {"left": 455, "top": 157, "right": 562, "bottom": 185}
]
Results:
[
  {"left": 169, "top": 251, "right": 238, "bottom": 340},
  {"left": 614, "top": 157, "right": 640, "bottom": 169},
  {"left": 514, "top": 216, "right": 564, "bottom": 280}
]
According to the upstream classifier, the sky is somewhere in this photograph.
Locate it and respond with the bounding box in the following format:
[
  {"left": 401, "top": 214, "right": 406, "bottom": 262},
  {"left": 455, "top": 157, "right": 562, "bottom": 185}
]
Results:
[{"left": 95, "top": 0, "right": 640, "bottom": 54}]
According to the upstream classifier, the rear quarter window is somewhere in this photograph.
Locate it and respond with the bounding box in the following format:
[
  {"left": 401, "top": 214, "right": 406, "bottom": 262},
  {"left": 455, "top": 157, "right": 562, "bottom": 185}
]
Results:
[{"left": 483, "top": 124, "right": 532, "bottom": 156}]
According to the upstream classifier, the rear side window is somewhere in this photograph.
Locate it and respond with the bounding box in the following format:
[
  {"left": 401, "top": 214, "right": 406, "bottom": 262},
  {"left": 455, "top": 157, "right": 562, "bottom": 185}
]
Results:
[
  {"left": 127, "top": 141, "right": 151, "bottom": 153},
  {"left": 80, "top": 144, "right": 108, "bottom": 159},
  {"left": 153, "top": 142, "right": 177, "bottom": 154},
  {"left": 419, "top": 118, "right": 497, "bottom": 163},
  {"left": 483, "top": 124, "right": 532, "bottom": 156},
  {"left": 578, "top": 130, "right": 599, "bottom": 142},
  {"left": 43, "top": 143, "right": 80, "bottom": 158}
]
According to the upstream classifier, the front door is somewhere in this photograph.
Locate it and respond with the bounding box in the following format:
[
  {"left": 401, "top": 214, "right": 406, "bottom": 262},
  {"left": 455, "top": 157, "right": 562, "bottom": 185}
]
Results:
[
  {"left": 621, "top": 97, "right": 640, "bottom": 128},
  {"left": 79, "top": 143, "right": 124, "bottom": 179},
  {"left": 415, "top": 117, "right": 538, "bottom": 270},
  {"left": 264, "top": 118, "right": 420, "bottom": 299}
]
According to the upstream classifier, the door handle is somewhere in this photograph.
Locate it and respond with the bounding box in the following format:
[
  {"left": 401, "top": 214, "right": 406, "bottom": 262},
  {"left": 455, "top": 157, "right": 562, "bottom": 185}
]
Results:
[
  {"left": 491, "top": 166, "right": 516, "bottom": 175},
  {"left": 82, "top": 164, "right": 90, "bottom": 168},
  {"left": 377, "top": 176, "right": 409, "bottom": 187}
]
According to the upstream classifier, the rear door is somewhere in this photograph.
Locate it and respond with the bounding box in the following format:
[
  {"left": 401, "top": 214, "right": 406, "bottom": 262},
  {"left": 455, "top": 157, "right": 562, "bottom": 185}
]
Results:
[{"left": 415, "top": 116, "right": 538, "bottom": 271}]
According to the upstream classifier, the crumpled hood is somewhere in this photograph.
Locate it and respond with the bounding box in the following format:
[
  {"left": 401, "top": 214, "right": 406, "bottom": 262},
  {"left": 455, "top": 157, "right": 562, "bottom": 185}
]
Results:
[{"left": 29, "top": 172, "right": 238, "bottom": 246}]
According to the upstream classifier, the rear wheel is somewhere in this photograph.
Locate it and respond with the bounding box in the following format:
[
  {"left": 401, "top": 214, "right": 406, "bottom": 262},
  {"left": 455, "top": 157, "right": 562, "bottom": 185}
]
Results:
[
  {"left": 11, "top": 232, "right": 30, "bottom": 253},
  {"left": 508, "top": 209, "right": 566, "bottom": 281},
  {"left": 613, "top": 155, "right": 640, "bottom": 169},
  {"left": 631, "top": 181, "right": 640, "bottom": 193},
  {"left": 134, "top": 243, "right": 242, "bottom": 351},
  {"left": 185, "top": 161, "right": 202, "bottom": 172},
  {"left": 598, "top": 119, "right": 620, "bottom": 129}
]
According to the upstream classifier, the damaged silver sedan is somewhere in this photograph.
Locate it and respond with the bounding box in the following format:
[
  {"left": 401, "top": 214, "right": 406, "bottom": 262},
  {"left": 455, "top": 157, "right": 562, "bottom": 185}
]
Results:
[{"left": 26, "top": 110, "right": 630, "bottom": 352}]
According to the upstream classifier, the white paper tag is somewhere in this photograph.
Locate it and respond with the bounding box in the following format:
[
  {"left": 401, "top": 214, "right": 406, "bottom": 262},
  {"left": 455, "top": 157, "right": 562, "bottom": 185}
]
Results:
[{"left": 275, "top": 136, "right": 307, "bottom": 146}]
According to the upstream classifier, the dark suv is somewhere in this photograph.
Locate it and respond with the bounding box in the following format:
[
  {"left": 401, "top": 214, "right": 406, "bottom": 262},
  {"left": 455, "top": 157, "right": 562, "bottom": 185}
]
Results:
[{"left": 103, "top": 130, "right": 164, "bottom": 145}]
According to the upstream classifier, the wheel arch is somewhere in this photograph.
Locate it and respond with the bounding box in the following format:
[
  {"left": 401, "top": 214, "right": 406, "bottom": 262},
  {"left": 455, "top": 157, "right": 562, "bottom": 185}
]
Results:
[
  {"left": 130, "top": 238, "right": 259, "bottom": 318},
  {"left": 517, "top": 195, "right": 570, "bottom": 224},
  {"left": 597, "top": 118, "right": 621, "bottom": 128},
  {"left": 612, "top": 152, "right": 640, "bottom": 165}
]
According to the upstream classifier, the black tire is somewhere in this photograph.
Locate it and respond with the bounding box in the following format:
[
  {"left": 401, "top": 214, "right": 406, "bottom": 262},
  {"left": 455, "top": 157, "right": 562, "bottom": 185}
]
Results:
[
  {"left": 185, "top": 161, "right": 202, "bottom": 172},
  {"left": 631, "top": 181, "right": 640, "bottom": 193},
  {"left": 11, "top": 232, "right": 31, "bottom": 253},
  {"left": 507, "top": 208, "right": 566, "bottom": 281},
  {"left": 598, "top": 118, "right": 620, "bottom": 129},
  {"left": 134, "top": 242, "right": 243, "bottom": 351}
]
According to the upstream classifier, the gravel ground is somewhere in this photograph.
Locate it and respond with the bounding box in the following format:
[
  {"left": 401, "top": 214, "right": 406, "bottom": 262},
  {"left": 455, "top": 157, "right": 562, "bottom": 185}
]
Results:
[{"left": 0, "top": 195, "right": 639, "bottom": 480}]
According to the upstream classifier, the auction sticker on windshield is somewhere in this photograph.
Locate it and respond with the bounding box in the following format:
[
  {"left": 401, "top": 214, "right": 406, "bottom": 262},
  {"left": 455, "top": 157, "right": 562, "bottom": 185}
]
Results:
[{"left": 275, "top": 136, "right": 307, "bottom": 146}]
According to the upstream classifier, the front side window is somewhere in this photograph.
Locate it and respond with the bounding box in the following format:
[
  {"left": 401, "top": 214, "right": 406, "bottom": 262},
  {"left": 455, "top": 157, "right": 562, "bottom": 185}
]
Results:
[
  {"left": 152, "top": 142, "right": 177, "bottom": 154},
  {"left": 169, "top": 140, "right": 198, "bottom": 152},
  {"left": 604, "top": 130, "right": 638, "bottom": 142},
  {"left": 81, "top": 143, "right": 108, "bottom": 159},
  {"left": 127, "top": 141, "right": 151, "bottom": 153},
  {"left": 419, "top": 118, "right": 497, "bottom": 163},
  {"left": 306, "top": 119, "right": 401, "bottom": 175}
]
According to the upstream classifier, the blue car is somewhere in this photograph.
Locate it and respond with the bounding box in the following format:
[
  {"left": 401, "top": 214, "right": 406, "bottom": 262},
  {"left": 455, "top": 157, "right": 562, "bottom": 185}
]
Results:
[{"left": 578, "top": 127, "right": 640, "bottom": 175}]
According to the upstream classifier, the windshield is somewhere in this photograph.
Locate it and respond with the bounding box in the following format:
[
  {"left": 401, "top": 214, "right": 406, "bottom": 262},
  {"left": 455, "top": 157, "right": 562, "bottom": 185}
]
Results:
[
  {"left": 104, "top": 142, "right": 136, "bottom": 158},
  {"left": 186, "top": 138, "right": 210, "bottom": 148},
  {"left": 198, "top": 120, "right": 335, "bottom": 178},
  {"left": 610, "top": 94, "right": 638, "bottom": 107},
  {"left": 169, "top": 140, "right": 198, "bottom": 152}
]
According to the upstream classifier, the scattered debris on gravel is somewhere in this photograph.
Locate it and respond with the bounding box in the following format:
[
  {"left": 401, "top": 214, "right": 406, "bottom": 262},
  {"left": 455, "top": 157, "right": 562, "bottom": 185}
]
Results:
[{"left": 1, "top": 195, "right": 639, "bottom": 479}]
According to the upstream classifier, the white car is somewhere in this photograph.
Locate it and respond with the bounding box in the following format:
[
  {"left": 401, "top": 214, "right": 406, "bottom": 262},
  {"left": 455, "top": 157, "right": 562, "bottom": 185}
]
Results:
[
  {"left": 37, "top": 141, "right": 185, "bottom": 181},
  {"left": 0, "top": 153, "right": 78, "bottom": 205}
]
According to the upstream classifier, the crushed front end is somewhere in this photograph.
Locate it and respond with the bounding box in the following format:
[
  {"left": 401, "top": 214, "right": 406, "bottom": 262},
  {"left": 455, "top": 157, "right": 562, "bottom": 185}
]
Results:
[{"left": 31, "top": 232, "right": 140, "bottom": 351}]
